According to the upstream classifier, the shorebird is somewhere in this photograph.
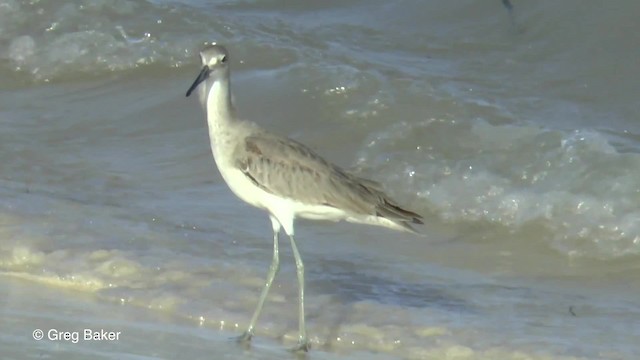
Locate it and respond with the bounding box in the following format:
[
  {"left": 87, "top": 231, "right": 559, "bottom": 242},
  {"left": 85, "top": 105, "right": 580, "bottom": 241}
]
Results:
[{"left": 185, "top": 44, "right": 423, "bottom": 351}]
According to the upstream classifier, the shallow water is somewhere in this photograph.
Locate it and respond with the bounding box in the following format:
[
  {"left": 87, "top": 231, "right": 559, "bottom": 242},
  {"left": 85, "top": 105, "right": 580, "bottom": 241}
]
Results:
[{"left": 1, "top": 0, "right": 639, "bottom": 359}]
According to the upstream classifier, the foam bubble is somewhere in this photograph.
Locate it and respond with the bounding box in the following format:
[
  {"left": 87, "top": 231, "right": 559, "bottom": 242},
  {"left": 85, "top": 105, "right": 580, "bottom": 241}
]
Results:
[
  {"left": 359, "top": 119, "right": 640, "bottom": 259},
  {"left": 0, "top": 0, "right": 202, "bottom": 81},
  {"left": 8, "top": 35, "right": 35, "bottom": 65}
]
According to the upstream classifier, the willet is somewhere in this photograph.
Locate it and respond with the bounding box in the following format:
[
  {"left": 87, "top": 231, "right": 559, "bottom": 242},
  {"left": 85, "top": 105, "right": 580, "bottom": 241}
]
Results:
[{"left": 185, "top": 44, "right": 423, "bottom": 352}]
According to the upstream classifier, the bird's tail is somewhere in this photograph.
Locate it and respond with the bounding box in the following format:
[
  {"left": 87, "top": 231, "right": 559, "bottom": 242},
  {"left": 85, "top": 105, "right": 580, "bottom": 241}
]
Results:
[{"left": 376, "top": 199, "right": 424, "bottom": 234}]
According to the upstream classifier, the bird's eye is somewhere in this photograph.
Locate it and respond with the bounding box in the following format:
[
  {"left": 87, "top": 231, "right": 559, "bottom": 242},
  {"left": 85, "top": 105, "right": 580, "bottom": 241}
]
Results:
[{"left": 220, "top": 55, "right": 228, "bottom": 64}]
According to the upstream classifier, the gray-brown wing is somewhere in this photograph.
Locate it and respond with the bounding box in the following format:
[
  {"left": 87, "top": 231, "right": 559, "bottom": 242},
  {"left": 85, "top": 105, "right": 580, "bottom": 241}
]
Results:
[{"left": 234, "top": 134, "right": 423, "bottom": 224}]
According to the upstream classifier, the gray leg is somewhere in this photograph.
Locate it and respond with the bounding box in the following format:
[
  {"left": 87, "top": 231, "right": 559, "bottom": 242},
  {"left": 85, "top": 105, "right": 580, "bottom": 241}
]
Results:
[
  {"left": 239, "top": 216, "right": 281, "bottom": 343},
  {"left": 288, "top": 234, "right": 310, "bottom": 351}
]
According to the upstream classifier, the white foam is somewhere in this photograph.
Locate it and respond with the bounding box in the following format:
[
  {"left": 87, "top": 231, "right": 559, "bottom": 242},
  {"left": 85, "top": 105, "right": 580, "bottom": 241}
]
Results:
[
  {"left": 359, "top": 119, "right": 640, "bottom": 259},
  {"left": 0, "top": 1, "right": 199, "bottom": 81}
]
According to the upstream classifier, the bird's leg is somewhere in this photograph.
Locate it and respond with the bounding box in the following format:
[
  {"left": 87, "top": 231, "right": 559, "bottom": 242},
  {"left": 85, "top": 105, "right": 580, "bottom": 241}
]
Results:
[
  {"left": 238, "top": 218, "right": 281, "bottom": 343},
  {"left": 288, "top": 234, "right": 310, "bottom": 352}
]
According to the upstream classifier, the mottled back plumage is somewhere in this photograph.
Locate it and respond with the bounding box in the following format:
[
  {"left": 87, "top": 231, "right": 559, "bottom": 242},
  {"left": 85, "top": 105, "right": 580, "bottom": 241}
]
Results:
[{"left": 235, "top": 132, "right": 423, "bottom": 232}]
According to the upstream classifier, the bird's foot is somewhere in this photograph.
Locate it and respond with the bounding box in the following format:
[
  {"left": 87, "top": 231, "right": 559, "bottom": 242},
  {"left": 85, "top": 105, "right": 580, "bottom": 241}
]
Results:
[
  {"left": 289, "top": 339, "right": 311, "bottom": 353},
  {"left": 234, "top": 331, "right": 253, "bottom": 346}
]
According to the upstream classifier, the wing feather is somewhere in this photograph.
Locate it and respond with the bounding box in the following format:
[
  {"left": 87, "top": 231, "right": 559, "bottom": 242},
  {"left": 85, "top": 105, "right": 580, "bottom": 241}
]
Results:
[{"left": 234, "top": 133, "right": 423, "bottom": 226}]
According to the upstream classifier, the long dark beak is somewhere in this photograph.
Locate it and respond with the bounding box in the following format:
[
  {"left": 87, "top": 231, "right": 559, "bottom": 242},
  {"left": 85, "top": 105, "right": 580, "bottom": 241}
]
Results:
[{"left": 185, "top": 66, "right": 210, "bottom": 97}]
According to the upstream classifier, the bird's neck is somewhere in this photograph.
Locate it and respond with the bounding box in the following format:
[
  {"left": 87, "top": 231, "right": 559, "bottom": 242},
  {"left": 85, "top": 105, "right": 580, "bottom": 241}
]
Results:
[{"left": 204, "top": 78, "right": 236, "bottom": 132}]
